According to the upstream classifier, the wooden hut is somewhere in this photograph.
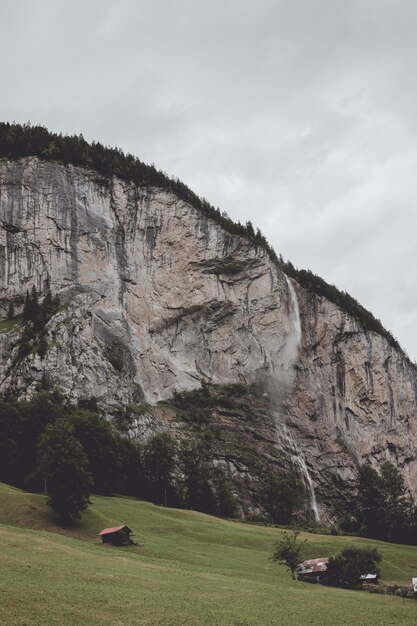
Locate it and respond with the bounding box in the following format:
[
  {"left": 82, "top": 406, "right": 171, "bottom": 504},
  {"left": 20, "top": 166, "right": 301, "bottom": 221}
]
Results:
[
  {"left": 297, "top": 557, "right": 379, "bottom": 585},
  {"left": 98, "top": 525, "right": 133, "bottom": 546},
  {"left": 297, "top": 557, "right": 329, "bottom": 583}
]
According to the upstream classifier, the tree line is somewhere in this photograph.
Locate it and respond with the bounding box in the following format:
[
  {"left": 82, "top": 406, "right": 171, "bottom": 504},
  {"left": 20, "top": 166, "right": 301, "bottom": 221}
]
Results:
[
  {"left": 354, "top": 461, "right": 417, "bottom": 544},
  {"left": 0, "top": 390, "right": 237, "bottom": 523},
  {"left": 0, "top": 121, "right": 406, "bottom": 358},
  {"left": 0, "top": 383, "right": 307, "bottom": 526},
  {"left": 0, "top": 122, "right": 267, "bottom": 251},
  {"left": 1, "top": 383, "right": 414, "bottom": 535}
]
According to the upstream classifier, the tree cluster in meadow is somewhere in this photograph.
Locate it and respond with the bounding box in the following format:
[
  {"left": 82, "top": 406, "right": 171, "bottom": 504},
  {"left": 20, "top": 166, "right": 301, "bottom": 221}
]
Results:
[
  {"left": 322, "top": 547, "right": 382, "bottom": 589},
  {"left": 272, "top": 530, "right": 382, "bottom": 590},
  {"left": 0, "top": 391, "right": 237, "bottom": 523}
]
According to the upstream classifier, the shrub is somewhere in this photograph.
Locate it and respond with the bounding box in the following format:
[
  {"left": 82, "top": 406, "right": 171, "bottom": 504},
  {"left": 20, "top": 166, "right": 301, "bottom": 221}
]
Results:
[{"left": 321, "top": 547, "right": 382, "bottom": 589}]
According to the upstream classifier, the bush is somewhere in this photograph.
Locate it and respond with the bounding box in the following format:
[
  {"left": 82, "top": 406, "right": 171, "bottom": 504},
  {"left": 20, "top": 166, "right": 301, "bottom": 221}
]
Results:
[{"left": 321, "top": 547, "right": 382, "bottom": 589}]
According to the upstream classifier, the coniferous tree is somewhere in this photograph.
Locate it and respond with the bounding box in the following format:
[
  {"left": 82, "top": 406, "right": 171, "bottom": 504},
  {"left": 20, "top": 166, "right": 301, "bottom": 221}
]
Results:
[
  {"left": 0, "top": 401, "right": 21, "bottom": 485},
  {"left": 17, "top": 329, "right": 32, "bottom": 359},
  {"left": 262, "top": 470, "right": 304, "bottom": 524},
  {"left": 41, "top": 288, "right": 54, "bottom": 322},
  {"left": 143, "top": 432, "right": 177, "bottom": 506},
  {"left": 245, "top": 220, "right": 255, "bottom": 239},
  {"left": 116, "top": 438, "right": 144, "bottom": 497},
  {"left": 380, "top": 462, "right": 414, "bottom": 542},
  {"left": 21, "top": 391, "right": 67, "bottom": 490},
  {"left": 357, "top": 462, "right": 414, "bottom": 542},
  {"left": 38, "top": 419, "right": 92, "bottom": 523},
  {"left": 180, "top": 442, "right": 216, "bottom": 513},
  {"left": 70, "top": 409, "right": 121, "bottom": 495},
  {"left": 357, "top": 465, "right": 386, "bottom": 539},
  {"left": 22, "top": 286, "right": 40, "bottom": 325},
  {"left": 38, "top": 334, "right": 48, "bottom": 360},
  {"left": 29, "top": 285, "right": 40, "bottom": 322},
  {"left": 213, "top": 467, "right": 238, "bottom": 517},
  {"left": 6, "top": 301, "right": 15, "bottom": 320}
]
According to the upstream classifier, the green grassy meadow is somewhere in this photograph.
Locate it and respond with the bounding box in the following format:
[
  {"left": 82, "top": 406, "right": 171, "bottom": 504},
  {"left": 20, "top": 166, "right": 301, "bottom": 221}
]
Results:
[{"left": 1, "top": 482, "right": 417, "bottom": 625}]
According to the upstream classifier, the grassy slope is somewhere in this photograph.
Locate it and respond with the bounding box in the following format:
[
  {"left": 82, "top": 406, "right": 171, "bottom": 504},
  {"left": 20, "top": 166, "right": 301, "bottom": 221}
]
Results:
[{"left": 1, "top": 483, "right": 416, "bottom": 625}]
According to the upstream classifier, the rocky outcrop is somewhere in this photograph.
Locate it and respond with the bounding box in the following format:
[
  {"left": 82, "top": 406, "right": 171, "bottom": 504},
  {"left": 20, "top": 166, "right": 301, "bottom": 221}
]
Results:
[{"left": 1, "top": 156, "right": 416, "bottom": 521}]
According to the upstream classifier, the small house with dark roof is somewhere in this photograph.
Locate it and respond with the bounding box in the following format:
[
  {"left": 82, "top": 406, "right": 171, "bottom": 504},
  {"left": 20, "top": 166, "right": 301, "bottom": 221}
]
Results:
[
  {"left": 297, "top": 557, "right": 379, "bottom": 584},
  {"left": 98, "top": 525, "right": 133, "bottom": 546},
  {"left": 297, "top": 557, "right": 329, "bottom": 582}
]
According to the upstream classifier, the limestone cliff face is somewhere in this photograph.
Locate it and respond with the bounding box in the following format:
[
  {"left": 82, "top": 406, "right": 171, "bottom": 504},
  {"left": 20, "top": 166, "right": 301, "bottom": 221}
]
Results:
[
  {"left": 284, "top": 289, "right": 417, "bottom": 518},
  {"left": 1, "top": 156, "right": 416, "bottom": 520}
]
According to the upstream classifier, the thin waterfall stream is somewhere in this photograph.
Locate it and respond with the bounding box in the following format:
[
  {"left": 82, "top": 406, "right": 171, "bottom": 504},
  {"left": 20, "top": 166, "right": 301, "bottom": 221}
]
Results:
[
  {"left": 283, "top": 275, "right": 302, "bottom": 368},
  {"left": 281, "top": 426, "right": 320, "bottom": 523},
  {"left": 273, "top": 275, "right": 321, "bottom": 523}
]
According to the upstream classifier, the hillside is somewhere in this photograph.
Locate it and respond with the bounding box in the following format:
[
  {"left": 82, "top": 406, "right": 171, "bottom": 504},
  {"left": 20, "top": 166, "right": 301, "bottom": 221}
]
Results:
[{"left": 1, "top": 483, "right": 417, "bottom": 625}]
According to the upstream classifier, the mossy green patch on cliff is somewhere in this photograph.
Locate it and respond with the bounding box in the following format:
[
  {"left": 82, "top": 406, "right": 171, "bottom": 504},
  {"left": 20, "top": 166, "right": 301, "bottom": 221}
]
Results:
[
  {"left": 113, "top": 402, "right": 152, "bottom": 433},
  {"left": 0, "top": 316, "right": 22, "bottom": 334},
  {"left": 159, "top": 383, "right": 269, "bottom": 468},
  {"left": 1, "top": 482, "right": 417, "bottom": 625},
  {"left": 167, "top": 383, "right": 262, "bottom": 422}
]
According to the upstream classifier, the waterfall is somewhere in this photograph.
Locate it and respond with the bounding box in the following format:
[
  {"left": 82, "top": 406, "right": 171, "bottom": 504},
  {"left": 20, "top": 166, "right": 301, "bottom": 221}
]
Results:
[
  {"left": 283, "top": 275, "right": 302, "bottom": 368},
  {"left": 272, "top": 275, "right": 320, "bottom": 523},
  {"left": 281, "top": 427, "right": 320, "bottom": 523}
]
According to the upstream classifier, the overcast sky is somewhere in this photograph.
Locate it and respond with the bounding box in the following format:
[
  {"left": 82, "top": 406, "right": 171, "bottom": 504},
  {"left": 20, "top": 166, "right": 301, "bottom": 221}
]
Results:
[{"left": 1, "top": 0, "right": 417, "bottom": 359}]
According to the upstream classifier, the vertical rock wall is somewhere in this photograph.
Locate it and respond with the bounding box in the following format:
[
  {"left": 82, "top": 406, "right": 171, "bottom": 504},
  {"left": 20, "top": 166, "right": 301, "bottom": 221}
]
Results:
[{"left": 1, "top": 156, "right": 417, "bottom": 517}]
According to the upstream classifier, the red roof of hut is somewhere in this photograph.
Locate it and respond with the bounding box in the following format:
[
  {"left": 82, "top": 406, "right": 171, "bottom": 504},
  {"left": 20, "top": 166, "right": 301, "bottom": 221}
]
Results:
[
  {"left": 98, "top": 525, "right": 131, "bottom": 536},
  {"left": 297, "top": 557, "right": 329, "bottom": 574}
]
